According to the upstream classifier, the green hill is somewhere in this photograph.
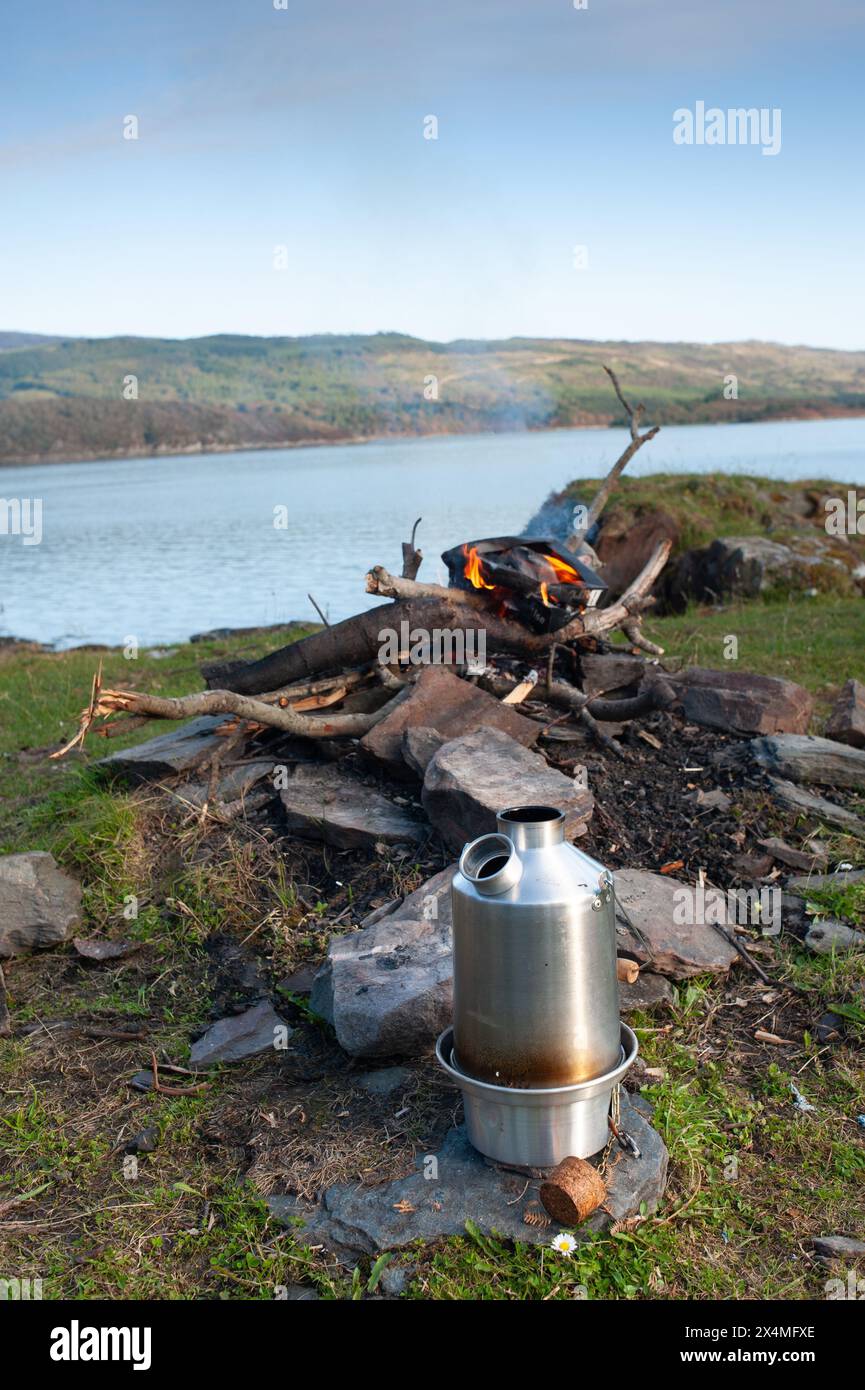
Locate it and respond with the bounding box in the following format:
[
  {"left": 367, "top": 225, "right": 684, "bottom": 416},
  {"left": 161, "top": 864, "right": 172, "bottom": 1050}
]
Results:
[{"left": 1, "top": 332, "right": 864, "bottom": 465}]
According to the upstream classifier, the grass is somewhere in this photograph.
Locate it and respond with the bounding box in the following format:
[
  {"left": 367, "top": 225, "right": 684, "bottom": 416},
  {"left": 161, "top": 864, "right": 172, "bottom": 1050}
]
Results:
[
  {"left": 2, "top": 606, "right": 865, "bottom": 1300},
  {"left": 644, "top": 593, "right": 865, "bottom": 715}
]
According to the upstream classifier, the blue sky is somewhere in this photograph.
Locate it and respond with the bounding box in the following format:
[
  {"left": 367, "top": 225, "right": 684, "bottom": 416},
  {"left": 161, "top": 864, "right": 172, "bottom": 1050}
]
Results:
[{"left": 1, "top": 0, "right": 862, "bottom": 346}]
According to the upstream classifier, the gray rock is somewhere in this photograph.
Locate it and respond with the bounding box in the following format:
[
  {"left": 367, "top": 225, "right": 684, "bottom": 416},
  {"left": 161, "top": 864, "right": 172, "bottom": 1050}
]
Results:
[
  {"left": 402, "top": 726, "right": 446, "bottom": 778},
  {"left": 422, "top": 727, "right": 593, "bottom": 852},
  {"left": 613, "top": 869, "right": 739, "bottom": 979},
  {"left": 668, "top": 668, "right": 813, "bottom": 736},
  {"left": 378, "top": 1264, "right": 412, "bottom": 1297},
  {"left": 0, "top": 852, "right": 82, "bottom": 958},
  {"left": 619, "top": 971, "right": 675, "bottom": 1012},
  {"left": 180, "top": 759, "right": 277, "bottom": 810},
  {"left": 684, "top": 787, "right": 732, "bottom": 812},
  {"left": 580, "top": 653, "right": 647, "bottom": 699},
  {"left": 95, "top": 715, "right": 228, "bottom": 783},
  {"left": 811, "top": 1235, "right": 865, "bottom": 1263},
  {"left": 355, "top": 1066, "right": 414, "bottom": 1097},
  {"left": 757, "top": 837, "right": 828, "bottom": 872},
  {"left": 267, "top": 1096, "right": 667, "bottom": 1263},
  {"left": 786, "top": 869, "right": 865, "bottom": 894},
  {"left": 189, "top": 1000, "right": 292, "bottom": 1068},
  {"left": 359, "top": 665, "right": 538, "bottom": 780},
  {"left": 825, "top": 679, "right": 865, "bottom": 749},
  {"left": 804, "top": 918, "right": 865, "bottom": 955},
  {"left": 280, "top": 764, "right": 424, "bottom": 849},
  {"left": 310, "top": 865, "right": 456, "bottom": 1057},
  {"left": 278, "top": 1284, "right": 320, "bottom": 1301},
  {"left": 698, "top": 536, "right": 799, "bottom": 598},
  {"left": 752, "top": 734, "right": 865, "bottom": 791},
  {"left": 768, "top": 778, "right": 865, "bottom": 838}
]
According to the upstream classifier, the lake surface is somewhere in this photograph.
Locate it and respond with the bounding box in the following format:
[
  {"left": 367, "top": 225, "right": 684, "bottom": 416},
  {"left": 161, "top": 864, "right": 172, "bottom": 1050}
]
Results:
[{"left": 1, "top": 416, "right": 863, "bottom": 648}]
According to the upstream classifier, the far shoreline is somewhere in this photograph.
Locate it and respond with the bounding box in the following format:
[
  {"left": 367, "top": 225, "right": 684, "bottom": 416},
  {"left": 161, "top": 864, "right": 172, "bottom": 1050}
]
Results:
[{"left": 2, "top": 404, "right": 865, "bottom": 471}]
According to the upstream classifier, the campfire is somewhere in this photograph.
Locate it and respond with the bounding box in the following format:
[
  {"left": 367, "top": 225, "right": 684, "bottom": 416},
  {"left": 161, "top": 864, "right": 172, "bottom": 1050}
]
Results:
[
  {"left": 442, "top": 537, "right": 607, "bottom": 633},
  {"left": 56, "top": 367, "right": 671, "bottom": 761}
]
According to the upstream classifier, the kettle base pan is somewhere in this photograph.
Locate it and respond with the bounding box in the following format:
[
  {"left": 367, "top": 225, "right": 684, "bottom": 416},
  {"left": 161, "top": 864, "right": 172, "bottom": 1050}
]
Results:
[{"left": 436, "top": 1022, "right": 638, "bottom": 1168}]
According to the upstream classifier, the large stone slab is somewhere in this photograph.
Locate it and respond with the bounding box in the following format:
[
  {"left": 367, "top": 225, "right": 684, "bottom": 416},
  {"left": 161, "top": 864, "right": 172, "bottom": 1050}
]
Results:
[
  {"left": 310, "top": 865, "right": 456, "bottom": 1057},
  {"left": 95, "top": 715, "right": 228, "bottom": 783},
  {"left": 826, "top": 679, "right": 865, "bottom": 749},
  {"left": 769, "top": 778, "right": 865, "bottom": 838},
  {"left": 422, "top": 727, "right": 593, "bottom": 852},
  {"left": 752, "top": 734, "right": 865, "bottom": 791},
  {"left": 279, "top": 764, "right": 424, "bottom": 849},
  {"left": 0, "top": 852, "right": 82, "bottom": 959},
  {"left": 668, "top": 668, "right": 813, "bottom": 736},
  {"left": 268, "top": 1096, "right": 667, "bottom": 1263},
  {"left": 613, "top": 869, "right": 739, "bottom": 979},
  {"left": 359, "top": 667, "right": 538, "bottom": 779}
]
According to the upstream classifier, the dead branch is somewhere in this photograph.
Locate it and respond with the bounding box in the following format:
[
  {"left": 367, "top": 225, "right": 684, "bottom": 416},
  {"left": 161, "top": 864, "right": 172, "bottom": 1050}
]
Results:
[
  {"left": 571, "top": 365, "right": 660, "bottom": 544},
  {"left": 401, "top": 517, "right": 423, "bottom": 580},
  {"left": 60, "top": 681, "right": 412, "bottom": 748}
]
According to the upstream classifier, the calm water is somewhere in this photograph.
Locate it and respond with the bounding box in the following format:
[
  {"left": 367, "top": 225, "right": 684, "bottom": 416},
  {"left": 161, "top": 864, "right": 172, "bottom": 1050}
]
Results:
[{"left": 1, "top": 416, "right": 863, "bottom": 648}]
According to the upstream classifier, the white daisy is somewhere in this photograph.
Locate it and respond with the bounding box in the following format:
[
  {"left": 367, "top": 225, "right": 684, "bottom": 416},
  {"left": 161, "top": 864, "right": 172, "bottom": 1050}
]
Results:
[{"left": 550, "top": 1232, "right": 578, "bottom": 1256}]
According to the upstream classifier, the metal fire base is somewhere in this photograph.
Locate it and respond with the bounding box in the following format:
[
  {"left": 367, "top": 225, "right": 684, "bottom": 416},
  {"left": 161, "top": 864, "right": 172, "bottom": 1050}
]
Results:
[{"left": 435, "top": 1022, "right": 638, "bottom": 1168}]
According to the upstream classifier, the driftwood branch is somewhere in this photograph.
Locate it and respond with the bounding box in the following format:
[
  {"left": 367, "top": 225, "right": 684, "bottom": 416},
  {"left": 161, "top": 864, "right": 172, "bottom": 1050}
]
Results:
[
  {"left": 571, "top": 365, "right": 660, "bottom": 544},
  {"left": 55, "top": 680, "right": 412, "bottom": 752},
  {"left": 401, "top": 517, "right": 423, "bottom": 580}
]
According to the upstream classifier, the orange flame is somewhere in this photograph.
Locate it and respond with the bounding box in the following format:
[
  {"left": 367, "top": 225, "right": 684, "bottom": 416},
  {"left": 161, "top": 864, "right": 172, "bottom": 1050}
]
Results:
[
  {"left": 462, "top": 544, "right": 496, "bottom": 591},
  {"left": 541, "top": 553, "right": 584, "bottom": 586},
  {"left": 540, "top": 582, "right": 550, "bottom": 607}
]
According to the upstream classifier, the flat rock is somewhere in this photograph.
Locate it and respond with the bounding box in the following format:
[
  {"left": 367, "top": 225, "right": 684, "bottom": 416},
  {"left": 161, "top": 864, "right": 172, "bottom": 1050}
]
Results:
[
  {"left": 189, "top": 1000, "right": 292, "bottom": 1068},
  {"left": 0, "top": 852, "right": 82, "bottom": 958},
  {"left": 619, "top": 971, "right": 675, "bottom": 1012},
  {"left": 811, "top": 1235, "right": 865, "bottom": 1263},
  {"left": 580, "top": 652, "right": 647, "bottom": 700},
  {"left": 95, "top": 715, "right": 228, "bottom": 783},
  {"left": 613, "top": 869, "right": 739, "bottom": 979},
  {"left": 753, "top": 733, "right": 865, "bottom": 791},
  {"left": 786, "top": 869, "right": 865, "bottom": 894},
  {"left": 757, "top": 837, "right": 828, "bottom": 872},
  {"left": 768, "top": 778, "right": 865, "bottom": 838},
  {"left": 669, "top": 668, "right": 813, "bottom": 736},
  {"left": 359, "top": 666, "right": 538, "bottom": 779},
  {"left": 355, "top": 1066, "right": 414, "bottom": 1097},
  {"left": 180, "top": 759, "right": 277, "bottom": 809},
  {"left": 402, "top": 726, "right": 446, "bottom": 778},
  {"left": 267, "top": 1096, "right": 667, "bottom": 1263},
  {"left": 310, "top": 866, "right": 456, "bottom": 1057},
  {"left": 422, "top": 727, "right": 593, "bottom": 852},
  {"left": 804, "top": 918, "right": 865, "bottom": 955},
  {"left": 825, "top": 679, "right": 865, "bottom": 749},
  {"left": 279, "top": 764, "right": 424, "bottom": 849}
]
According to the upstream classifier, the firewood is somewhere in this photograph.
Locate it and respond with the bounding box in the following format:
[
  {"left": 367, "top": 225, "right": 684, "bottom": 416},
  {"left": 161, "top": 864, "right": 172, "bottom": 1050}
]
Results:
[
  {"left": 401, "top": 517, "right": 423, "bottom": 580},
  {"left": 540, "top": 1156, "right": 606, "bottom": 1225},
  {"left": 55, "top": 678, "right": 414, "bottom": 750},
  {"left": 616, "top": 957, "right": 640, "bottom": 984}
]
